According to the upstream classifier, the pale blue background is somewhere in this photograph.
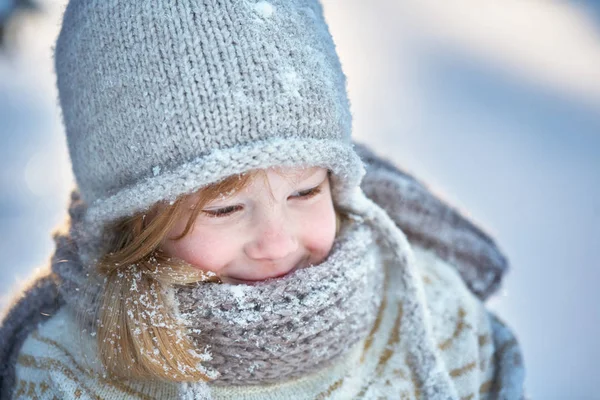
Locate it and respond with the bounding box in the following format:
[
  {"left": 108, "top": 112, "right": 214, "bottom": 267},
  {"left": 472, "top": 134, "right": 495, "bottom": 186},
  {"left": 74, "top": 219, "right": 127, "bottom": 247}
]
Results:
[{"left": 1, "top": 1, "right": 598, "bottom": 399}]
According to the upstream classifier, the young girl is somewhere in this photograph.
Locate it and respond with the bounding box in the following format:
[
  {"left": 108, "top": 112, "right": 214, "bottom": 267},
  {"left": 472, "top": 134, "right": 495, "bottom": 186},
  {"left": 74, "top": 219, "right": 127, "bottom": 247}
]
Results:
[{"left": 0, "top": 0, "right": 525, "bottom": 399}]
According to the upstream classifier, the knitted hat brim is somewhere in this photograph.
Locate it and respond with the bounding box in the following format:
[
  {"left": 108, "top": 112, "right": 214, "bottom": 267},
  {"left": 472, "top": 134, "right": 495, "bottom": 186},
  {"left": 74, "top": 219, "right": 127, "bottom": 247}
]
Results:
[{"left": 82, "top": 138, "right": 364, "bottom": 238}]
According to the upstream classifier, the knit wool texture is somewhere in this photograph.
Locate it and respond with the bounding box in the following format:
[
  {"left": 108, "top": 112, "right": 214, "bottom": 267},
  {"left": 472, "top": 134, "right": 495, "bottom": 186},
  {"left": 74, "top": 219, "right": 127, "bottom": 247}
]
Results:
[
  {"left": 174, "top": 221, "right": 382, "bottom": 384},
  {"left": 53, "top": 214, "right": 384, "bottom": 389},
  {"left": 55, "top": 0, "right": 363, "bottom": 255}
]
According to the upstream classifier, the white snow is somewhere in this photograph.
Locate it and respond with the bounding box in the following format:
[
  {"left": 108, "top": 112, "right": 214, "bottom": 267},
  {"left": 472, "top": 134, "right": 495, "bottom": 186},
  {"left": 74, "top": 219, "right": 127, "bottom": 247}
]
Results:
[
  {"left": 228, "top": 284, "right": 247, "bottom": 300},
  {"left": 254, "top": 1, "right": 275, "bottom": 18},
  {"left": 280, "top": 68, "right": 302, "bottom": 98}
]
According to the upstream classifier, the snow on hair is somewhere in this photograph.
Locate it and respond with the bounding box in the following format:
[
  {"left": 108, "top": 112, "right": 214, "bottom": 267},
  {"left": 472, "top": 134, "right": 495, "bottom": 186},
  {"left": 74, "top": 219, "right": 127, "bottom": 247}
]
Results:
[{"left": 92, "top": 170, "right": 342, "bottom": 382}]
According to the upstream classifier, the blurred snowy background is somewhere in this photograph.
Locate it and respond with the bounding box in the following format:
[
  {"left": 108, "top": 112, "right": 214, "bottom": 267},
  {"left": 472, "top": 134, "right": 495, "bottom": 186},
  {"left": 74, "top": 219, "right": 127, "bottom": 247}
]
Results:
[{"left": 1, "top": 0, "right": 598, "bottom": 398}]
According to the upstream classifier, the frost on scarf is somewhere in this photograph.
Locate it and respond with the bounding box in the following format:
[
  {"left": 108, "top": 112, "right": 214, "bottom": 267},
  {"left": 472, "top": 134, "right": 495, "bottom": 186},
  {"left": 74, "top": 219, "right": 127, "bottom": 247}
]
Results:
[{"left": 173, "top": 220, "right": 384, "bottom": 385}]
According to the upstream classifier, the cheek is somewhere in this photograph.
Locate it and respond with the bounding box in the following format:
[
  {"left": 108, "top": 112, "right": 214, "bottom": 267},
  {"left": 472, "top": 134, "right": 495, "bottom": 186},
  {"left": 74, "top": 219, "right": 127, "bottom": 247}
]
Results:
[
  {"left": 298, "top": 201, "right": 337, "bottom": 259},
  {"left": 161, "top": 229, "right": 236, "bottom": 274}
]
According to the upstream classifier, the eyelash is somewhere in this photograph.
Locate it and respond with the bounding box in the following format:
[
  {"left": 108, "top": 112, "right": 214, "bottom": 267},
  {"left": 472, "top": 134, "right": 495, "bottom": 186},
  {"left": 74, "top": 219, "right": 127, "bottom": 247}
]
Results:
[
  {"left": 202, "top": 186, "right": 322, "bottom": 218},
  {"left": 203, "top": 205, "right": 243, "bottom": 218},
  {"left": 292, "top": 186, "right": 322, "bottom": 199}
]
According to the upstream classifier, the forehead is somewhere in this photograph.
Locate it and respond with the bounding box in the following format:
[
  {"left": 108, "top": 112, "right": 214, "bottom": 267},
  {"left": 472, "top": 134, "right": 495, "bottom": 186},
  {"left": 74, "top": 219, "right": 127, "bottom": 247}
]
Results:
[
  {"left": 184, "top": 166, "right": 326, "bottom": 204},
  {"left": 241, "top": 167, "right": 327, "bottom": 204},
  {"left": 265, "top": 166, "right": 325, "bottom": 183},
  {"left": 247, "top": 167, "right": 327, "bottom": 193}
]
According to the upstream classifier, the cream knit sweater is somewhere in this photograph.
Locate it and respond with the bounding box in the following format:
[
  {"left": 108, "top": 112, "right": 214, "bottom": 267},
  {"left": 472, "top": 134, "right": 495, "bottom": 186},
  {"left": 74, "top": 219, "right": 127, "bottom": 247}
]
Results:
[{"left": 12, "top": 245, "right": 524, "bottom": 400}]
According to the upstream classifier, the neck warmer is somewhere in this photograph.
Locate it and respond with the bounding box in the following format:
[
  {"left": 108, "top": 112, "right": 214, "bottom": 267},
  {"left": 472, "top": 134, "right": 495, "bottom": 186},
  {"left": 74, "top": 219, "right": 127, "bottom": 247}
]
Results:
[
  {"left": 53, "top": 207, "right": 384, "bottom": 386},
  {"left": 175, "top": 220, "right": 383, "bottom": 385}
]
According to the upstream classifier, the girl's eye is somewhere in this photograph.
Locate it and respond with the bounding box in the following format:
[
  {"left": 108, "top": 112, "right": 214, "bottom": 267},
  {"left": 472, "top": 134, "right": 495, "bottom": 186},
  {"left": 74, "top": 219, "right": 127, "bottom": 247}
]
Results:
[
  {"left": 202, "top": 205, "right": 243, "bottom": 218},
  {"left": 290, "top": 186, "right": 322, "bottom": 200}
]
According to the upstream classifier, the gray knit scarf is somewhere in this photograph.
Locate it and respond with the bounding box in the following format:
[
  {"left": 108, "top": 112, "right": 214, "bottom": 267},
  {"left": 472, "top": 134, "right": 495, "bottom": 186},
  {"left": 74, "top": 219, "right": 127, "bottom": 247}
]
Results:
[
  {"left": 176, "top": 220, "right": 383, "bottom": 384},
  {"left": 53, "top": 211, "right": 384, "bottom": 386}
]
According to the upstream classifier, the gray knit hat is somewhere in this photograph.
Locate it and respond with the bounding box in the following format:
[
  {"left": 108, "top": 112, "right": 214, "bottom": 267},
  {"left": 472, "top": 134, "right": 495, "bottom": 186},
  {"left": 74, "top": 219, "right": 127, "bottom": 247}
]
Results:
[{"left": 55, "top": 0, "right": 364, "bottom": 241}]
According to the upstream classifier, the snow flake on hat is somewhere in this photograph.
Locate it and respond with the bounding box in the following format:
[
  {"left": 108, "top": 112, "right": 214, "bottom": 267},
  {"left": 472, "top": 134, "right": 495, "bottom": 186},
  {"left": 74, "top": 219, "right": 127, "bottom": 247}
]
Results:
[{"left": 254, "top": 1, "right": 275, "bottom": 19}]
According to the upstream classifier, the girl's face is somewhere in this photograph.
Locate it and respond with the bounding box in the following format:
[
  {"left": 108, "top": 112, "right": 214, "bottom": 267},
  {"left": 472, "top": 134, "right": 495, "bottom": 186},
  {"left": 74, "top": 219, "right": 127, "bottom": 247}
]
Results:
[{"left": 160, "top": 167, "right": 337, "bottom": 284}]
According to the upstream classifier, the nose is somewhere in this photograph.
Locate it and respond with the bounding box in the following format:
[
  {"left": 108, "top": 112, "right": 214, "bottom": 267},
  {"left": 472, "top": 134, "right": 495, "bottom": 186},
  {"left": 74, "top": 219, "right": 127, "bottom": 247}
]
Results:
[{"left": 244, "top": 214, "right": 298, "bottom": 261}]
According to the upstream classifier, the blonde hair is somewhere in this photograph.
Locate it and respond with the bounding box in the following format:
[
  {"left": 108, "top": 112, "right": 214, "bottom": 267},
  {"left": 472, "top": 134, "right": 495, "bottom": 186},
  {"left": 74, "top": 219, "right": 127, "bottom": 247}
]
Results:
[{"left": 92, "top": 170, "right": 342, "bottom": 382}]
